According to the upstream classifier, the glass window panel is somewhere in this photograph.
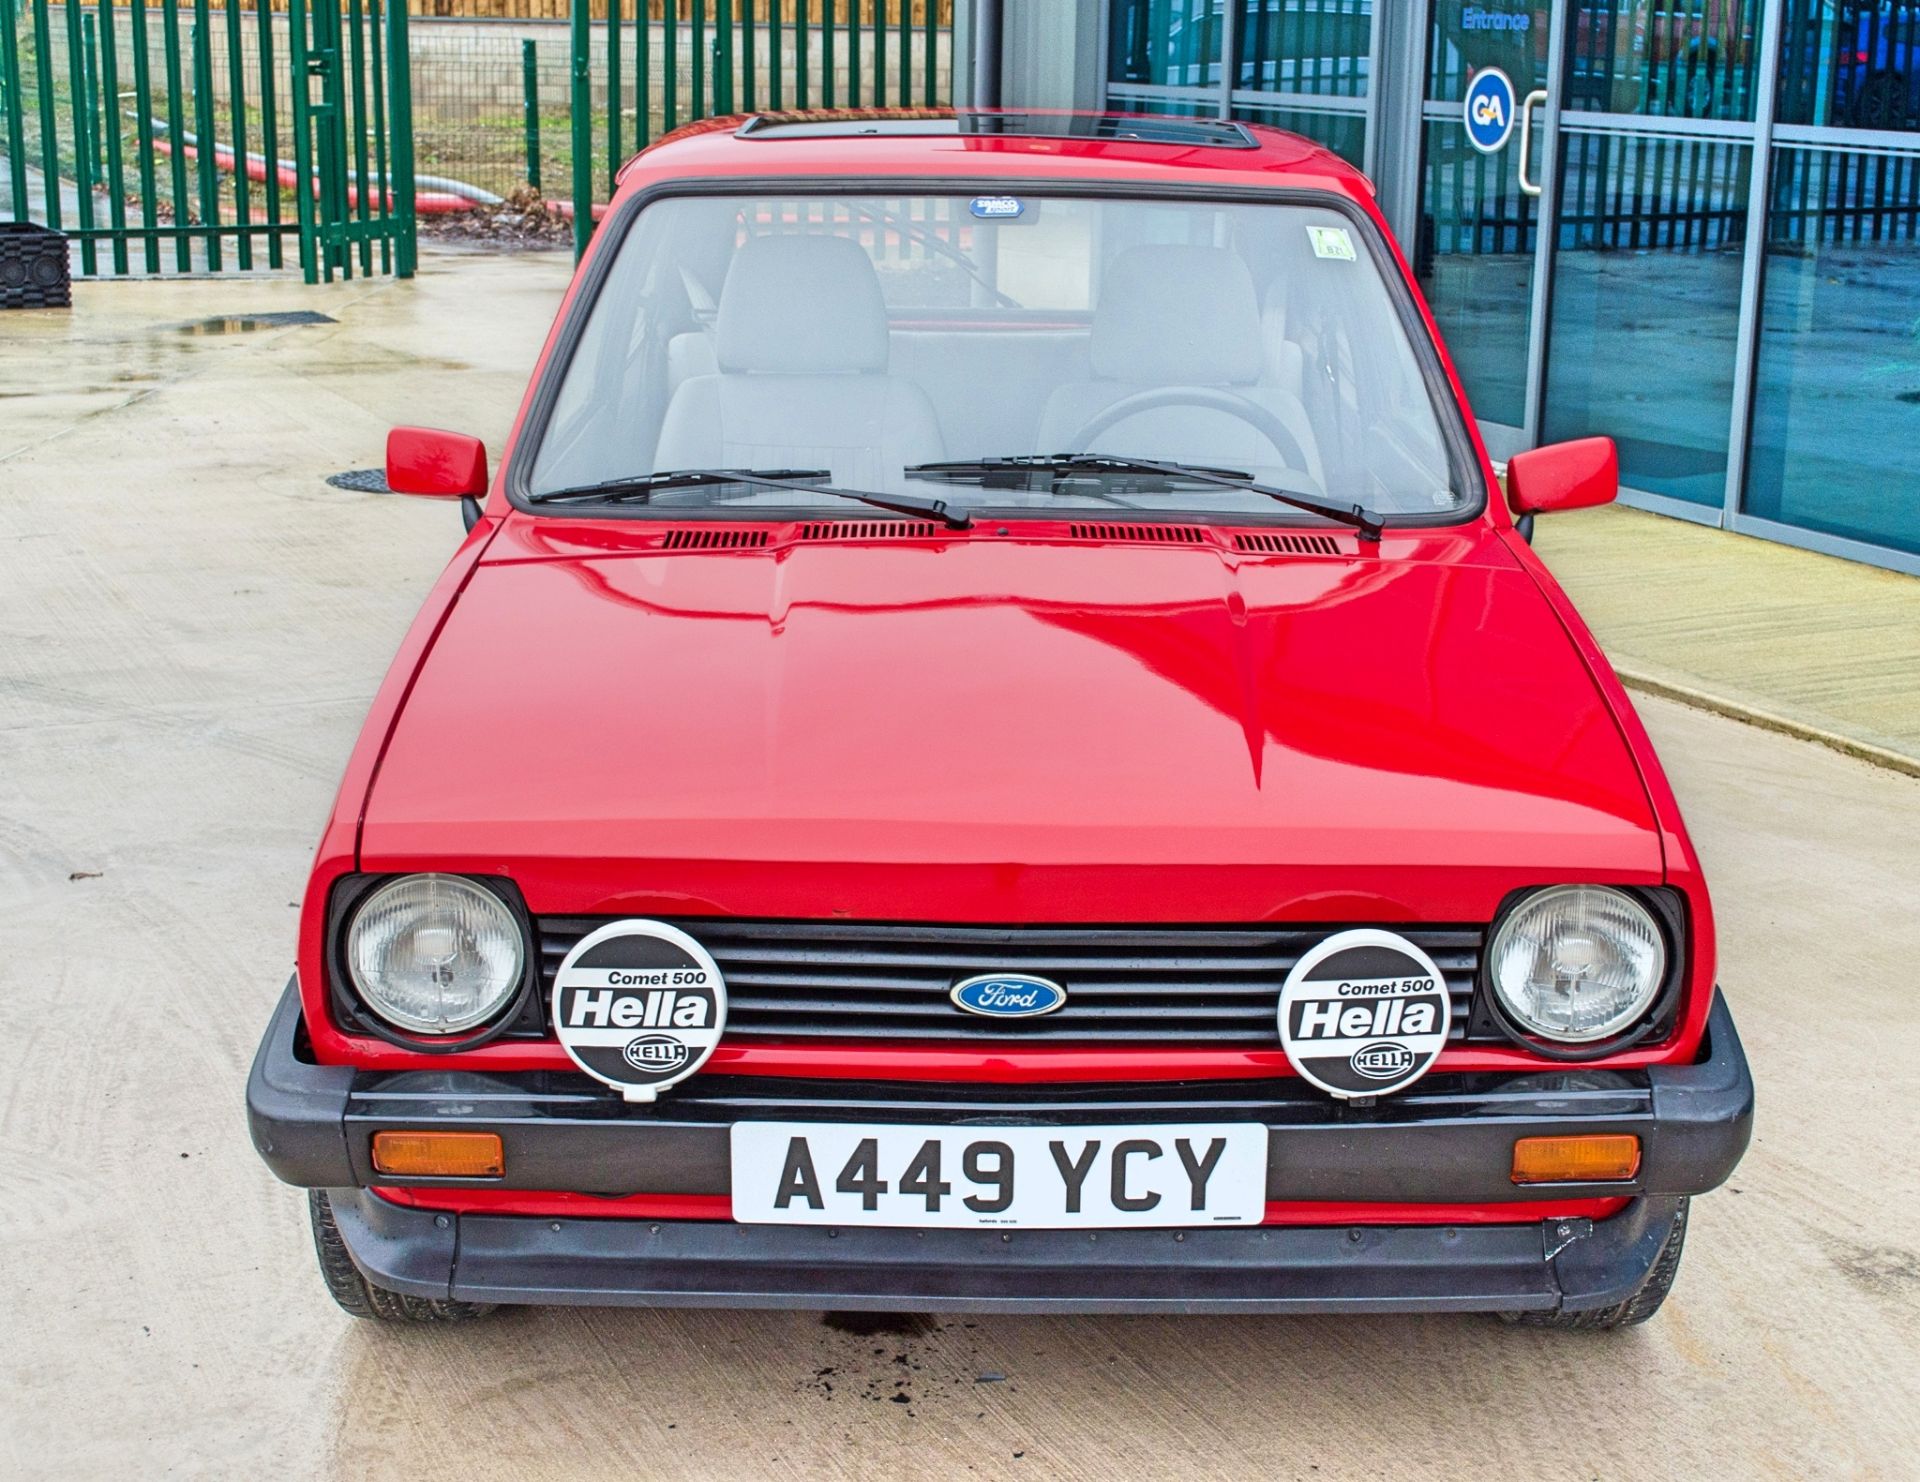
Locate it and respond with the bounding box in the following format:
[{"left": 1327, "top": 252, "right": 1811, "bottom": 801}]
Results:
[
  {"left": 1233, "top": 103, "right": 1367, "bottom": 165},
  {"left": 1429, "top": 3, "right": 1552, "bottom": 103},
  {"left": 1775, "top": 0, "right": 1920, "bottom": 132},
  {"left": 1562, "top": 0, "right": 1764, "bottom": 121},
  {"left": 1416, "top": 118, "right": 1539, "bottom": 426},
  {"left": 1542, "top": 132, "right": 1752, "bottom": 504},
  {"left": 1235, "top": 0, "right": 1372, "bottom": 96},
  {"left": 1744, "top": 146, "right": 1920, "bottom": 555},
  {"left": 1110, "top": 0, "right": 1227, "bottom": 88}
]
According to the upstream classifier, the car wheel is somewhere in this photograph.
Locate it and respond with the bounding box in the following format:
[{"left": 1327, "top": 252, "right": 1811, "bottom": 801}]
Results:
[
  {"left": 1500, "top": 1198, "right": 1689, "bottom": 1331},
  {"left": 308, "top": 1190, "right": 499, "bottom": 1323}
]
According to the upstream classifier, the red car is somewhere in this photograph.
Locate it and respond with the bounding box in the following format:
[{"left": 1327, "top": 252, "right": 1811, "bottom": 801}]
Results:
[{"left": 248, "top": 109, "right": 1752, "bottom": 1328}]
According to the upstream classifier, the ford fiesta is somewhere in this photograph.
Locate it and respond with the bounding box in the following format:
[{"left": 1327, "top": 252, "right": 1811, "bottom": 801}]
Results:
[{"left": 247, "top": 109, "right": 1753, "bottom": 1328}]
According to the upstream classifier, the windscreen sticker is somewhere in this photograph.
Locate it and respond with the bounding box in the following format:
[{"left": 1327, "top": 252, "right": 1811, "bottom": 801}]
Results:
[
  {"left": 1277, "top": 929, "right": 1452, "bottom": 1098},
  {"left": 551, "top": 920, "right": 727, "bottom": 1102},
  {"left": 1307, "top": 225, "right": 1357, "bottom": 262},
  {"left": 969, "top": 195, "right": 1025, "bottom": 220}
]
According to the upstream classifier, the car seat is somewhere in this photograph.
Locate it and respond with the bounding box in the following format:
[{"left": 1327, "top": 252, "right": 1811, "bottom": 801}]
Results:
[{"left": 653, "top": 233, "right": 946, "bottom": 492}]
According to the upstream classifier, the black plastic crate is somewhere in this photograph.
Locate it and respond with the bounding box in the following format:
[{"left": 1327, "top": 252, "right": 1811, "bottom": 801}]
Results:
[{"left": 0, "top": 223, "right": 72, "bottom": 310}]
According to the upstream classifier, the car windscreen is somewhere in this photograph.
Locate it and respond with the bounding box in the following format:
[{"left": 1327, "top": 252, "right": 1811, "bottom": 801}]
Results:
[{"left": 523, "top": 190, "right": 1472, "bottom": 524}]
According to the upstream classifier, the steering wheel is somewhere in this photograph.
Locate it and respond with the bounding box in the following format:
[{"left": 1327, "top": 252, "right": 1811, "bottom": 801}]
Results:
[{"left": 1065, "top": 385, "right": 1319, "bottom": 491}]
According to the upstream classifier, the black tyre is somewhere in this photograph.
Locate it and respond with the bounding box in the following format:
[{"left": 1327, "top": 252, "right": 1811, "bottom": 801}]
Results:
[
  {"left": 308, "top": 1190, "right": 498, "bottom": 1323},
  {"left": 1502, "top": 1198, "right": 1688, "bottom": 1331}
]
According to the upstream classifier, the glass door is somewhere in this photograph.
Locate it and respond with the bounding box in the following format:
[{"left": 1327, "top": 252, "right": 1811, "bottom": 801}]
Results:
[{"left": 1415, "top": 2, "right": 1564, "bottom": 458}]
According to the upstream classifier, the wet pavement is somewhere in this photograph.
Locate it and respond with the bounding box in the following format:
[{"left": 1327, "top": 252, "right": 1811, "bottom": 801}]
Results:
[{"left": 3, "top": 254, "right": 1918, "bottom": 1479}]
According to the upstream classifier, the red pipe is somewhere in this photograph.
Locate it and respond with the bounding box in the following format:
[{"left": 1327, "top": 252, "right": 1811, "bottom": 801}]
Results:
[{"left": 153, "top": 138, "right": 476, "bottom": 215}]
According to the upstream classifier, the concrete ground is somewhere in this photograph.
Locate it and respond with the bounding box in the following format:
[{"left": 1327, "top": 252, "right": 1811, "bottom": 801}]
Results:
[{"left": 3, "top": 253, "right": 1919, "bottom": 1479}]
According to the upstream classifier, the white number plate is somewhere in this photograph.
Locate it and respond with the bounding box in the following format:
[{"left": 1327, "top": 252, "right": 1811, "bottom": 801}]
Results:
[{"left": 730, "top": 1122, "right": 1267, "bottom": 1229}]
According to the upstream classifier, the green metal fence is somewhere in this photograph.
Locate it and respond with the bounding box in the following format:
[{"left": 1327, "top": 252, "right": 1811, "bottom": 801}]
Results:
[
  {"left": 1, "top": 0, "right": 416, "bottom": 279},
  {"left": 566, "top": 0, "right": 953, "bottom": 256}
]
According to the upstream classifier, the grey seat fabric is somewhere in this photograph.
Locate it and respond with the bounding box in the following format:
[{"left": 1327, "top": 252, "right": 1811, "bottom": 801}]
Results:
[
  {"left": 1033, "top": 244, "right": 1323, "bottom": 487},
  {"left": 654, "top": 234, "right": 945, "bottom": 492}
]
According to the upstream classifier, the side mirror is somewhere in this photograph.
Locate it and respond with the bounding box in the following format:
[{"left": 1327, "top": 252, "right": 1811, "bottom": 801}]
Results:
[
  {"left": 386, "top": 426, "right": 488, "bottom": 499},
  {"left": 1505, "top": 436, "right": 1617, "bottom": 518}
]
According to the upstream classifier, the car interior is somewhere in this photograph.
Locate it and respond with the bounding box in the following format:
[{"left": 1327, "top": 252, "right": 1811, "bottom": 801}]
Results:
[{"left": 528, "top": 193, "right": 1461, "bottom": 517}]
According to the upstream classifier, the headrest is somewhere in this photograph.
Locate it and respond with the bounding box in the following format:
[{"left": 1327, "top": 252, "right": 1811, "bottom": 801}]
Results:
[
  {"left": 1090, "top": 245, "right": 1263, "bottom": 385},
  {"left": 715, "top": 234, "right": 890, "bottom": 374}
]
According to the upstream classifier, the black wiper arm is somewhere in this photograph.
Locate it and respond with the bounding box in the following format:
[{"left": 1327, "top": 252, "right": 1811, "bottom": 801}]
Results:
[
  {"left": 907, "top": 454, "right": 1384, "bottom": 542},
  {"left": 530, "top": 467, "right": 833, "bottom": 503},
  {"left": 530, "top": 467, "right": 971, "bottom": 529}
]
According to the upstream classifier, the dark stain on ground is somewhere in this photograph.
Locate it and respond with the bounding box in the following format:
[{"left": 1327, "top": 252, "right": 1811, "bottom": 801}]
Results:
[
  {"left": 177, "top": 311, "right": 338, "bottom": 335},
  {"left": 821, "top": 1311, "right": 935, "bottom": 1337},
  {"left": 799, "top": 1314, "right": 1024, "bottom": 1426},
  {"left": 1830, "top": 1240, "right": 1920, "bottom": 1300}
]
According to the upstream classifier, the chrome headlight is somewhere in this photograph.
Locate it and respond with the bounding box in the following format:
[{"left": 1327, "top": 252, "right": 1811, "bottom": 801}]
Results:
[
  {"left": 345, "top": 874, "right": 525, "bottom": 1035},
  {"left": 1487, "top": 886, "right": 1667, "bottom": 1044}
]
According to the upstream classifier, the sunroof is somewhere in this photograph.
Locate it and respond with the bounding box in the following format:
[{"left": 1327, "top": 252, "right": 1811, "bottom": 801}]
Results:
[{"left": 735, "top": 110, "right": 1258, "bottom": 149}]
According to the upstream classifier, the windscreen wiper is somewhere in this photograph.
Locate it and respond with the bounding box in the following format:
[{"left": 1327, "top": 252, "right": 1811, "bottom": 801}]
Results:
[
  {"left": 907, "top": 454, "right": 1384, "bottom": 542},
  {"left": 529, "top": 467, "right": 972, "bottom": 529}
]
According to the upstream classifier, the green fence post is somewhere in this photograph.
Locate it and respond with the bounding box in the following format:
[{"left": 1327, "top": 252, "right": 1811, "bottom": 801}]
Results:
[
  {"left": 159, "top": 0, "right": 189, "bottom": 268},
  {"left": 741, "top": 0, "right": 753, "bottom": 113},
  {"left": 769, "top": 0, "right": 780, "bottom": 110},
  {"left": 98, "top": 0, "right": 130, "bottom": 273},
  {"left": 795, "top": 0, "right": 806, "bottom": 108},
  {"left": 222, "top": 0, "right": 252, "bottom": 270},
  {"left": 368, "top": 0, "right": 389, "bottom": 275},
  {"left": 569, "top": 0, "right": 590, "bottom": 257},
  {"left": 188, "top": 4, "right": 220, "bottom": 270},
  {"left": 606, "top": 0, "right": 620, "bottom": 192},
  {"left": 83, "top": 11, "right": 103, "bottom": 182},
  {"left": 29, "top": 0, "right": 61, "bottom": 231},
  {"left": 384, "top": 0, "right": 412, "bottom": 277},
  {"left": 67, "top": 0, "right": 101, "bottom": 272},
  {"left": 345, "top": 0, "right": 370, "bottom": 275},
  {"left": 254, "top": 0, "right": 280, "bottom": 268},
  {"left": 897, "top": 0, "right": 908, "bottom": 107},
  {"left": 0, "top": 0, "right": 30, "bottom": 223},
  {"left": 714, "top": 0, "right": 731, "bottom": 115},
  {"left": 663, "top": 0, "right": 676, "bottom": 132},
  {"left": 633, "top": 1, "right": 647, "bottom": 150},
  {"left": 921, "top": 0, "right": 931, "bottom": 106},
  {"left": 848, "top": 0, "right": 864, "bottom": 105},
  {"left": 128, "top": 0, "right": 159, "bottom": 270},
  {"left": 522, "top": 36, "right": 540, "bottom": 191},
  {"left": 820, "top": 0, "right": 832, "bottom": 108},
  {"left": 287, "top": 0, "right": 317, "bottom": 281},
  {"left": 691, "top": 0, "right": 703, "bottom": 119}
]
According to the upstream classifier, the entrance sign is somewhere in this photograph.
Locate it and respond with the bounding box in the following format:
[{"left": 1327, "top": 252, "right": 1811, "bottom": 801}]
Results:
[{"left": 1463, "top": 68, "right": 1518, "bottom": 154}]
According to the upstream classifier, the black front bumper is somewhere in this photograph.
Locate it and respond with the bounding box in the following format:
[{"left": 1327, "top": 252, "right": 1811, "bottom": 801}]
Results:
[{"left": 248, "top": 980, "right": 1752, "bottom": 1314}]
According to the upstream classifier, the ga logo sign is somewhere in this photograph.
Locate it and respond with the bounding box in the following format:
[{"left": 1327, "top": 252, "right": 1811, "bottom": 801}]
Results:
[{"left": 1463, "top": 68, "right": 1517, "bottom": 154}]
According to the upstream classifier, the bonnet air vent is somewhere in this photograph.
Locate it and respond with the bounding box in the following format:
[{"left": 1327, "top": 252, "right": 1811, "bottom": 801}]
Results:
[
  {"left": 661, "top": 528, "right": 771, "bottom": 550},
  {"left": 1069, "top": 523, "right": 1207, "bottom": 544},
  {"left": 797, "top": 521, "right": 942, "bottom": 541},
  {"left": 1232, "top": 532, "right": 1343, "bottom": 556}
]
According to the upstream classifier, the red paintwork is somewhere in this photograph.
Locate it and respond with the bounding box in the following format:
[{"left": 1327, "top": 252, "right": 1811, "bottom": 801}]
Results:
[
  {"left": 297, "top": 111, "right": 1718, "bottom": 1136},
  {"left": 1507, "top": 436, "right": 1620, "bottom": 515},
  {"left": 385, "top": 426, "right": 489, "bottom": 498},
  {"left": 373, "top": 1186, "right": 1631, "bottom": 1227}
]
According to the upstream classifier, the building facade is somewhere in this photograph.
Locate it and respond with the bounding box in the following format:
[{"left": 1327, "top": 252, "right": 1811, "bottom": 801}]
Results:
[{"left": 971, "top": 1, "right": 1920, "bottom": 573}]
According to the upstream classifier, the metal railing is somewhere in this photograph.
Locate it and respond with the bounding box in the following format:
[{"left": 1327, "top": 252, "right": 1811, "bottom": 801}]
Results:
[
  {"left": 565, "top": 0, "right": 954, "bottom": 255},
  {"left": 2, "top": 0, "right": 416, "bottom": 278}
]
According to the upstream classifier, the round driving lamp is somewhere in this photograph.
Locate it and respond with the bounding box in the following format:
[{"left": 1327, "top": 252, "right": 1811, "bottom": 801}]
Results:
[
  {"left": 345, "top": 874, "right": 525, "bottom": 1035},
  {"left": 1486, "top": 886, "right": 1666, "bottom": 1044}
]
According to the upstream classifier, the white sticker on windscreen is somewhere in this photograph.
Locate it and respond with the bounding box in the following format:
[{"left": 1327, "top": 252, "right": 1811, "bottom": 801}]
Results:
[
  {"left": 551, "top": 920, "right": 728, "bottom": 1102},
  {"left": 1307, "top": 224, "right": 1356, "bottom": 261},
  {"left": 1278, "top": 929, "right": 1451, "bottom": 1099}
]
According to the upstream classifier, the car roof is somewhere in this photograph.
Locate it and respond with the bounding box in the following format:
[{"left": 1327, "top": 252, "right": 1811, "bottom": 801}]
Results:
[{"left": 610, "top": 107, "right": 1373, "bottom": 203}]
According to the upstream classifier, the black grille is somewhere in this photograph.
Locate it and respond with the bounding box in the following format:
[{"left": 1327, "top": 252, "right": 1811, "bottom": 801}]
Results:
[
  {"left": 1232, "top": 532, "right": 1343, "bottom": 556},
  {"left": 535, "top": 920, "right": 1481, "bottom": 1046}
]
